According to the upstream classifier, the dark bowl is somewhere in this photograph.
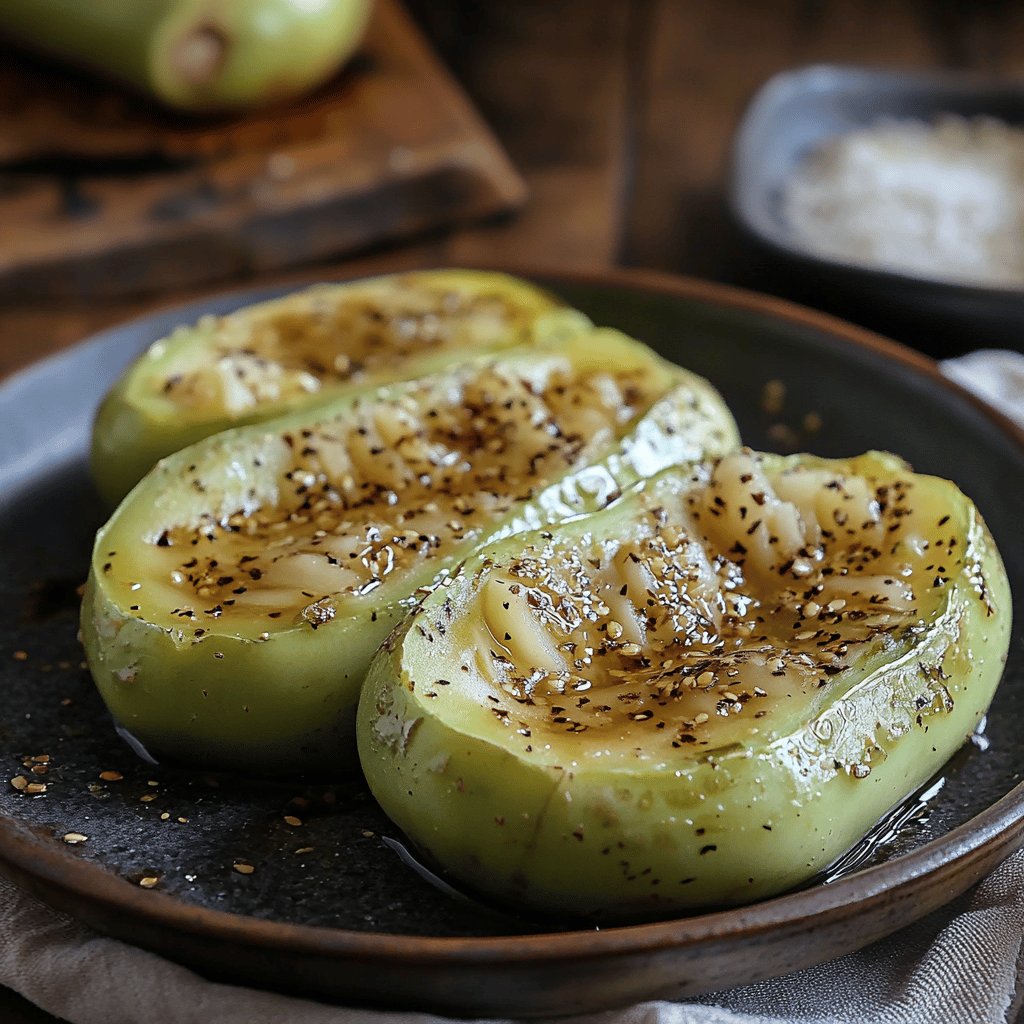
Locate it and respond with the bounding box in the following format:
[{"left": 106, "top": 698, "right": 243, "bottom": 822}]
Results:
[
  {"left": 0, "top": 268, "right": 1022, "bottom": 1017},
  {"left": 728, "top": 64, "right": 1024, "bottom": 355}
]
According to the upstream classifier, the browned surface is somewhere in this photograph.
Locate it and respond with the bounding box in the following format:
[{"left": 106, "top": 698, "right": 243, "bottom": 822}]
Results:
[{"left": 3, "top": 2, "right": 1024, "bottom": 1020}]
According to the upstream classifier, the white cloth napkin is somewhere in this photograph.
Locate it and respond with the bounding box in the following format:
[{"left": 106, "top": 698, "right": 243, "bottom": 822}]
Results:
[
  {"left": 2, "top": 351, "right": 1022, "bottom": 1024},
  {"left": 1, "top": 853, "right": 1022, "bottom": 1024},
  {"left": 940, "top": 349, "right": 1024, "bottom": 428}
]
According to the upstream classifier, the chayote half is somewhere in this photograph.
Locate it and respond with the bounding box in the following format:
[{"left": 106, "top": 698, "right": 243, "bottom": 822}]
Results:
[
  {"left": 0, "top": 0, "right": 373, "bottom": 112},
  {"left": 91, "top": 270, "right": 588, "bottom": 504},
  {"left": 82, "top": 329, "right": 739, "bottom": 773},
  {"left": 358, "top": 449, "right": 1012, "bottom": 921}
]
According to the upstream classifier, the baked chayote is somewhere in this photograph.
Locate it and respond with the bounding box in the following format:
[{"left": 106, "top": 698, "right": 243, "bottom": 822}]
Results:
[
  {"left": 82, "top": 330, "right": 738, "bottom": 772},
  {"left": 358, "top": 450, "right": 1011, "bottom": 920},
  {"left": 91, "top": 270, "right": 587, "bottom": 504}
]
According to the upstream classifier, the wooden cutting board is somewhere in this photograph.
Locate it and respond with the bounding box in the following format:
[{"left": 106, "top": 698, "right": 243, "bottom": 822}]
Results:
[{"left": 0, "top": 0, "right": 526, "bottom": 298}]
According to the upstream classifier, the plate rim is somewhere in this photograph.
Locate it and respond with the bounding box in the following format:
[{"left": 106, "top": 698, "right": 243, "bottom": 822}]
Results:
[{"left": 1, "top": 265, "right": 1022, "bottom": 968}]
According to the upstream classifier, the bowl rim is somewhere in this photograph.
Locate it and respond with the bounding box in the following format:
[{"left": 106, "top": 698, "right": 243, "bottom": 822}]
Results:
[
  {"left": 0, "top": 263, "right": 1022, "bottom": 968},
  {"left": 727, "top": 61, "right": 1024, "bottom": 298}
]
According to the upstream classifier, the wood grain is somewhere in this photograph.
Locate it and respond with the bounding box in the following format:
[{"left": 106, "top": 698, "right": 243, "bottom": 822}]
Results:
[
  {"left": 4, "top": 6, "right": 1024, "bottom": 1018},
  {"left": 0, "top": 0, "right": 525, "bottom": 300},
  {"left": 407, "top": 0, "right": 635, "bottom": 271},
  {"left": 4, "top": 0, "right": 1024, "bottom": 376},
  {"left": 623, "top": 0, "right": 937, "bottom": 274}
]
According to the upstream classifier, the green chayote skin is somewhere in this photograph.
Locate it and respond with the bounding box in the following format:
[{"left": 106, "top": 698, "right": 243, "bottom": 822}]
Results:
[
  {"left": 358, "top": 451, "right": 1012, "bottom": 922},
  {"left": 82, "top": 330, "right": 738, "bottom": 774},
  {"left": 0, "top": 0, "right": 374, "bottom": 111},
  {"left": 91, "top": 270, "right": 586, "bottom": 505}
]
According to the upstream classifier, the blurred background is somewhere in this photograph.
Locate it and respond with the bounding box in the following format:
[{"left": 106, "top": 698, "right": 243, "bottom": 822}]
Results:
[
  {"left": 2, "top": 2, "right": 1024, "bottom": 1020},
  {"left": 2, "top": 0, "right": 1024, "bottom": 387}
]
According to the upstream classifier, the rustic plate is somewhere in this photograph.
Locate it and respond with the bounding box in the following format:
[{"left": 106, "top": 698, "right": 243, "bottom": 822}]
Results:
[{"left": 0, "top": 269, "right": 1021, "bottom": 1018}]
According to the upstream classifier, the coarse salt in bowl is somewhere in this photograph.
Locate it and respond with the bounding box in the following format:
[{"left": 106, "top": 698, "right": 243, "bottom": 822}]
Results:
[
  {"left": 781, "top": 114, "right": 1024, "bottom": 288},
  {"left": 728, "top": 65, "right": 1024, "bottom": 352}
]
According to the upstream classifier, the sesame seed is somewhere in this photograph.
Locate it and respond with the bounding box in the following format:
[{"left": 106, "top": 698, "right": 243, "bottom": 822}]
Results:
[
  {"left": 99, "top": 770, "right": 123, "bottom": 782},
  {"left": 62, "top": 833, "right": 88, "bottom": 845},
  {"left": 233, "top": 861, "right": 255, "bottom": 875},
  {"left": 138, "top": 876, "right": 159, "bottom": 889}
]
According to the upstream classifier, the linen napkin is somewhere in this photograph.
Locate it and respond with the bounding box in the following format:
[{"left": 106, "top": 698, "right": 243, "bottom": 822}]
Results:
[
  {"left": 941, "top": 349, "right": 1024, "bottom": 429},
  {"left": 0, "top": 350, "right": 1021, "bottom": 1024},
  {"left": 1, "top": 854, "right": 1022, "bottom": 1024}
]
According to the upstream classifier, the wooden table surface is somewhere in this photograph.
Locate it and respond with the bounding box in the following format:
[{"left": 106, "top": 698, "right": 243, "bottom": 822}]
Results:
[
  {"left": 5, "top": 0, "right": 1024, "bottom": 383},
  {"left": 2, "top": 2, "right": 1024, "bottom": 1021}
]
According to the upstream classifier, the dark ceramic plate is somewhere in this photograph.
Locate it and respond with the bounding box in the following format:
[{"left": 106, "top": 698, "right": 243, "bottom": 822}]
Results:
[
  {"left": 729, "top": 64, "right": 1024, "bottom": 352},
  {"left": 0, "top": 270, "right": 1022, "bottom": 1018}
]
